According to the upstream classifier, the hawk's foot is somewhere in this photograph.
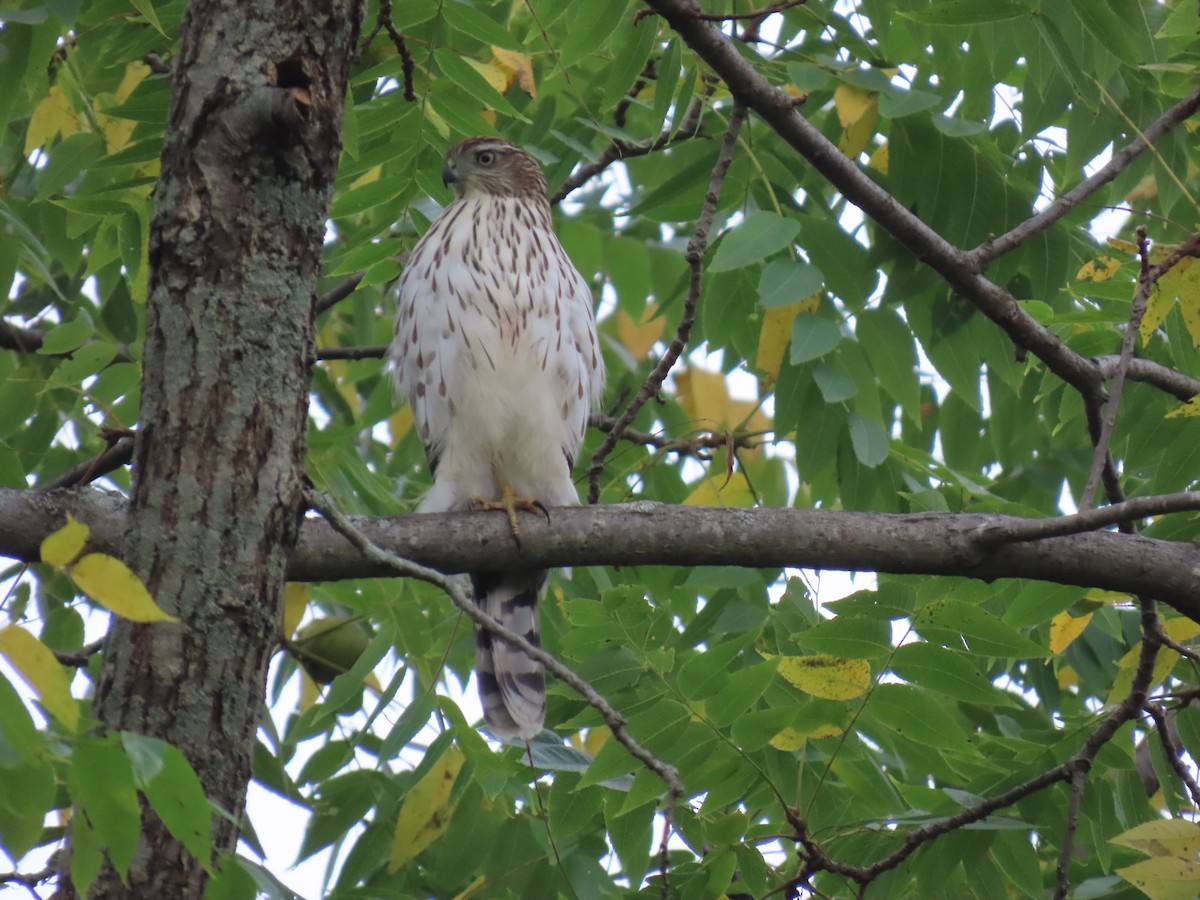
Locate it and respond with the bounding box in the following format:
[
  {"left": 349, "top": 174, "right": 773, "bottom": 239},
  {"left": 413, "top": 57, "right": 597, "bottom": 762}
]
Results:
[{"left": 469, "top": 485, "right": 549, "bottom": 545}]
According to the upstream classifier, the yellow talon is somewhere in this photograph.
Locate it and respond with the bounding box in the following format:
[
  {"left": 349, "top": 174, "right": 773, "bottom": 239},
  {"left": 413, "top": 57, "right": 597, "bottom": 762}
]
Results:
[{"left": 470, "top": 484, "right": 549, "bottom": 544}]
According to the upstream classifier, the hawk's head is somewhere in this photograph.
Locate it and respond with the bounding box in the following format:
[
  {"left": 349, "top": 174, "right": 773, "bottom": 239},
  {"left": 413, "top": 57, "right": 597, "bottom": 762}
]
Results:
[{"left": 442, "top": 137, "right": 548, "bottom": 200}]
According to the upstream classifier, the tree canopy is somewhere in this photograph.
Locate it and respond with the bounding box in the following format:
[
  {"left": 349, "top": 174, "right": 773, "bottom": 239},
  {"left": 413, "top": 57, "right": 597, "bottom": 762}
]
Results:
[{"left": 2, "top": 0, "right": 1200, "bottom": 898}]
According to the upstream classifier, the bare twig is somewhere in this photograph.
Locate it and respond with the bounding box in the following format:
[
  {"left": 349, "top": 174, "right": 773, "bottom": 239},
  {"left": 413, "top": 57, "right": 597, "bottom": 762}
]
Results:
[
  {"left": 314, "top": 272, "right": 366, "bottom": 317},
  {"left": 308, "top": 491, "right": 685, "bottom": 879},
  {"left": 975, "top": 490, "right": 1200, "bottom": 545},
  {"left": 784, "top": 765, "right": 1071, "bottom": 894},
  {"left": 550, "top": 100, "right": 708, "bottom": 205},
  {"left": 1055, "top": 599, "right": 1161, "bottom": 898},
  {"left": 38, "top": 435, "right": 135, "bottom": 491},
  {"left": 0, "top": 865, "right": 54, "bottom": 899},
  {"left": 1080, "top": 230, "right": 1200, "bottom": 509},
  {"left": 1143, "top": 702, "right": 1200, "bottom": 809},
  {"left": 686, "top": 0, "right": 807, "bottom": 21},
  {"left": 316, "top": 343, "right": 387, "bottom": 361},
  {"left": 54, "top": 638, "right": 105, "bottom": 667},
  {"left": 590, "top": 412, "right": 765, "bottom": 459},
  {"left": 0, "top": 319, "right": 46, "bottom": 352},
  {"left": 969, "top": 87, "right": 1200, "bottom": 267},
  {"left": 586, "top": 103, "right": 748, "bottom": 503},
  {"left": 361, "top": 0, "right": 416, "bottom": 101}
]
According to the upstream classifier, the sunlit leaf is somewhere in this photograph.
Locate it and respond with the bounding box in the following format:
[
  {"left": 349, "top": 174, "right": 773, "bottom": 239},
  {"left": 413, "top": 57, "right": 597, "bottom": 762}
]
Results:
[
  {"left": 389, "top": 747, "right": 465, "bottom": 872},
  {"left": 40, "top": 513, "right": 90, "bottom": 568},
  {"left": 0, "top": 624, "right": 80, "bottom": 731},
  {"left": 70, "top": 553, "right": 178, "bottom": 623}
]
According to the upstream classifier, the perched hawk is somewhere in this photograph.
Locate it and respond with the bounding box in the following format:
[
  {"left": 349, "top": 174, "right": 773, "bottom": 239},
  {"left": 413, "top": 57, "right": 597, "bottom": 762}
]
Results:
[{"left": 390, "top": 137, "right": 606, "bottom": 740}]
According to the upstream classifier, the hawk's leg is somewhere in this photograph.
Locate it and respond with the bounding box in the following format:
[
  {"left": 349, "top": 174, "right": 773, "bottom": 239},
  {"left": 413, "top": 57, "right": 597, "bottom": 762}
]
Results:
[{"left": 470, "top": 483, "right": 550, "bottom": 545}]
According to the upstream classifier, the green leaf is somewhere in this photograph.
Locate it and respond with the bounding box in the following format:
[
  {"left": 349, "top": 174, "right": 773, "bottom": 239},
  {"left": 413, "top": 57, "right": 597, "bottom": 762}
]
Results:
[
  {"left": 758, "top": 258, "right": 825, "bottom": 308},
  {"left": 433, "top": 49, "right": 530, "bottom": 123},
  {"left": 440, "top": 0, "right": 522, "bottom": 51},
  {"left": 899, "top": 0, "right": 1032, "bottom": 26},
  {"left": 790, "top": 314, "right": 841, "bottom": 364},
  {"left": 140, "top": 743, "right": 214, "bottom": 873},
  {"left": 914, "top": 598, "right": 1051, "bottom": 658},
  {"left": 709, "top": 212, "right": 800, "bottom": 273},
  {"left": 890, "top": 643, "right": 1018, "bottom": 706},
  {"left": 38, "top": 318, "right": 92, "bottom": 355},
  {"left": 0, "top": 754, "right": 54, "bottom": 858},
  {"left": 559, "top": 2, "right": 628, "bottom": 66},
  {"left": 548, "top": 773, "right": 603, "bottom": 842},
  {"left": 71, "top": 737, "right": 141, "bottom": 877},
  {"left": 847, "top": 413, "right": 889, "bottom": 467},
  {"left": 856, "top": 308, "right": 921, "bottom": 425},
  {"left": 793, "top": 616, "right": 892, "bottom": 659}
]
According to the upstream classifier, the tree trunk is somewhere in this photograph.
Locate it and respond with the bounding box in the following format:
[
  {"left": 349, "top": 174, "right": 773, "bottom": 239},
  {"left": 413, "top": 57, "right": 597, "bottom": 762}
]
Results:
[{"left": 59, "top": 1, "right": 362, "bottom": 896}]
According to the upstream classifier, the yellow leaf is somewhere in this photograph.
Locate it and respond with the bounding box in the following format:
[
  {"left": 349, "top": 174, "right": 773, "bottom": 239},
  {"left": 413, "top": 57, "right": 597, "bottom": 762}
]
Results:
[
  {"left": 25, "top": 85, "right": 83, "bottom": 155},
  {"left": 777, "top": 655, "right": 870, "bottom": 700},
  {"left": 424, "top": 103, "right": 450, "bottom": 140},
  {"left": 282, "top": 583, "right": 309, "bottom": 639},
  {"left": 1106, "top": 237, "right": 1139, "bottom": 255},
  {"left": 584, "top": 726, "right": 610, "bottom": 757},
  {"left": 615, "top": 304, "right": 665, "bottom": 360},
  {"left": 1056, "top": 664, "right": 1078, "bottom": 690},
  {"left": 757, "top": 294, "right": 820, "bottom": 386},
  {"left": 868, "top": 141, "right": 888, "bottom": 174},
  {"left": 0, "top": 625, "right": 81, "bottom": 732},
  {"left": 1112, "top": 819, "right": 1200, "bottom": 858},
  {"left": 1106, "top": 618, "right": 1200, "bottom": 706},
  {"left": 451, "top": 875, "right": 489, "bottom": 900},
  {"left": 70, "top": 553, "right": 178, "bottom": 623},
  {"left": 675, "top": 367, "right": 764, "bottom": 433},
  {"left": 389, "top": 748, "right": 465, "bottom": 872},
  {"left": 41, "top": 514, "right": 90, "bottom": 568},
  {"left": 1116, "top": 857, "right": 1200, "bottom": 900},
  {"left": 834, "top": 84, "right": 878, "bottom": 158},
  {"left": 389, "top": 405, "right": 414, "bottom": 446},
  {"left": 684, "top": 471, "right": 755, "bottom": 507},
  {"left": 350, "top": 164, "right": 383, "bottom": 189},
  {"left": 770, "top": 722, "right": 842, "bottom": 751},
  {"left": 1049, "top": 610, "right": 1091, "bottom": 654},
  {"left": 464, "top": 58, "right": 510, "bottom": 94},
  {"left": 491, "top": 46, "right": 536, "bottom": 99},
  {"left": 1164, "top": 395, "right": 1200, "bottom": 419},
  {"left": 1141, "top": 256, "right": 1200, "bottom": 346},
  {"left": 1075, "top": 256, "right": 1122, "bottom": 282},
  {"left": 299, "top": 670, "right": 319, "bottom": 711},
  {"left": 115, "top": 61, "right": 151, "bottom": 104}
]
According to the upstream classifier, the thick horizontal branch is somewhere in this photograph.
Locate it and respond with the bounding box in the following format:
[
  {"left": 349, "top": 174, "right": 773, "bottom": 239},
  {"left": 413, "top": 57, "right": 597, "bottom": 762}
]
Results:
[
  {"left": 4, "top": 487, "right": 1200, "bottom": 619},
  {"left": 1094, "top": 355, "right": 1200, "bottom": 402}
]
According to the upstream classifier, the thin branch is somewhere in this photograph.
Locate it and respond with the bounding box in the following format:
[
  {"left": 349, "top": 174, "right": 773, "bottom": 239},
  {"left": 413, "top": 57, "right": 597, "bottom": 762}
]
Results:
[
  {"left": 586, "top": 103, "right": 748, "bottom": 503},
  {"left": 969, "top": 87, "right": 1200, "bottom": 267},
  {"left": 361, "top": 0, "right": 416, "bottom": 100},
  {"left": 54, "top": 638, "right": 105, "bottom": 667},
  {"left": 314, "top": 272, "right": 365, "bottom": 317},
  {"left": 786, "top": 765, "right": 1071, "bottom": 893},
  {"left": 975, "top": 490, "right": 1200, "bottom": 545},
  {"left": 1093, "top": 354, "right": 1200, "bottom": 403},
  {"left": 0, "top": 865, "right": 54, "bottom": 900},
  {"left": 550, "top": 99, "right": 708, "bottom": 206},
  {"left": 308, "top": 490, "right": 684, "bottom": 882},
  {"left": 38, "top": 435, "right": 135, "bottom": 491},
  {"left": 316, "top": 343, "right": 387, "bottom": 361},
  {"left": 1055, "top": 599, "right": 1161, "bottom": 899},
  {"left": 1143, "top": 702, "right": 1200, "bottom": 809},
  {"left": 0, "top": 319, "right": 46, "bottom": 353},
  {"left": 686, "top": 0, "right": 807, "bottom": 21},
  {"left": 1080, "top": 230, "right": 1200, "bottom": 509},
  {"left": 590, "top": 412, "right": 765, "bottom": 458}
]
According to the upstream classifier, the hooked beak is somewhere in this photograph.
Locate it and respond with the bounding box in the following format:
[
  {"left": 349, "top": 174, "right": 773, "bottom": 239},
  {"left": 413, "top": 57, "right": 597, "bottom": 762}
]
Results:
[{"left": 442, "top": 163, "right": 458, "bottom": 188}]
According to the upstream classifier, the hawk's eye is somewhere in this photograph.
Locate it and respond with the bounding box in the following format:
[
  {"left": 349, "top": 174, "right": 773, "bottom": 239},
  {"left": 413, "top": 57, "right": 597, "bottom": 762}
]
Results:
[{"left": 475, "top": 149, "right": 497, "bottom": 166}]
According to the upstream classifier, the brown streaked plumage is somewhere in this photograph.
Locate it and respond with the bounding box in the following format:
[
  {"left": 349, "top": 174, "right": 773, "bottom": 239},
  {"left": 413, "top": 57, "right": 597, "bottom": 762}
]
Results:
[{"left": 389, "top": 137, "right": 606, "bottom": 741}]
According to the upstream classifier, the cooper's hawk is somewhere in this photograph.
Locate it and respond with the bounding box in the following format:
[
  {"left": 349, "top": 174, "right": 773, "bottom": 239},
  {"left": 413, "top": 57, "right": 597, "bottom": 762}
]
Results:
[{"left": 390, "top": 137, "right": 605, "bottom": 740}]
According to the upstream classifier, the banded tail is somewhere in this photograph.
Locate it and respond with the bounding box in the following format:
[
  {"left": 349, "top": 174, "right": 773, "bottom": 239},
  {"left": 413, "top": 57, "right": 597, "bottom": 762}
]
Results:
[{"left": 471, "top": 570, "right": 547, "bottom": 740}]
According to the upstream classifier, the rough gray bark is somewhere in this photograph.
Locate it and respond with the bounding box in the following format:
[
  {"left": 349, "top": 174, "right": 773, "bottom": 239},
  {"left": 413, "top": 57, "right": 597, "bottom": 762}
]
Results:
[{"left": 55, "top": 1, "right": 362, "bottom": 897}]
